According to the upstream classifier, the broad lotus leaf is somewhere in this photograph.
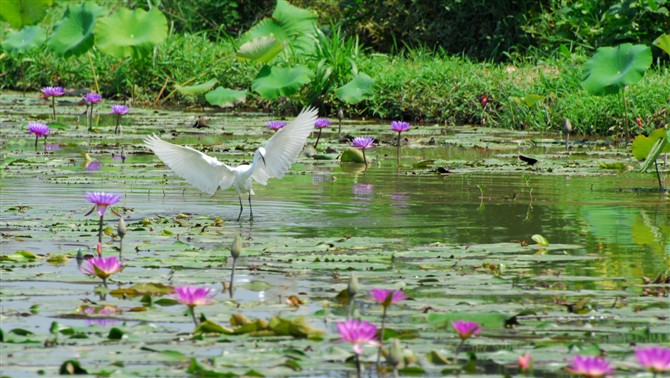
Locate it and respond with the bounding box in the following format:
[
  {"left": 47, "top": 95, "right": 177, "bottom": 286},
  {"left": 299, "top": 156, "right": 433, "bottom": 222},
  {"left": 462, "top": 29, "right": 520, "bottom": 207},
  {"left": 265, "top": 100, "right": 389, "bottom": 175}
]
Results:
[
  {"left": 251, "top": 64, "right": 312, "bottom": 99},
  {"left": 237, "top": 35, "right": 285, "bottom": 64},
  {"left": 0, "top": 0, "right": 52, "bottom": 29},
  {"left": 205, "top": 87, "right": 247, "bottom": 107},
  {"left": 47, "top": 2, "right": 105, "bottom": 58},
  {"left": 237, "top": 0, "right": 316, "bottom": 55},
  {"left": 94, "top": 7, "right": 167, "bottom": 59},
  {"left": 2, "top": 25, "right": 46, "bottom": 53},
  {"left": 638, "top": 132, "right": 670, "bottom": 173},
  {"left": 581, "top": 43, "right": 652, "bottom": 96},
  {"left": 174, "top": 79, "right": 217, "bottom": 96},
  {"left": 632, "top": 128, "right": 670, "bottom": 162},
  {"left": 653, "top": 33, "right": 670, "bottom": 56},
  {"left": 334, "top": 73, "right": 375, "bottom": 104}
]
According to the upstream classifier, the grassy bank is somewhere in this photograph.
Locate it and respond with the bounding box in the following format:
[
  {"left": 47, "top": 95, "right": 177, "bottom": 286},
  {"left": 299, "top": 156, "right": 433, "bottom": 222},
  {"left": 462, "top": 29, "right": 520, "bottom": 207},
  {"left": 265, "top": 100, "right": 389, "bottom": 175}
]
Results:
[{"left": 1, "top": 32, "right": 668, "bottom": 135}]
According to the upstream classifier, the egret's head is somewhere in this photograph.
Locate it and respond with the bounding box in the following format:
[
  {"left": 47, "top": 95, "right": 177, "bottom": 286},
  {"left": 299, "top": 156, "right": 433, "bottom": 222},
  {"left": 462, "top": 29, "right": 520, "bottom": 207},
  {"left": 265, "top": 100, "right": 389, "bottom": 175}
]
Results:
[{"left": 257, "top": 147, "right": 267, "bottom": 166}]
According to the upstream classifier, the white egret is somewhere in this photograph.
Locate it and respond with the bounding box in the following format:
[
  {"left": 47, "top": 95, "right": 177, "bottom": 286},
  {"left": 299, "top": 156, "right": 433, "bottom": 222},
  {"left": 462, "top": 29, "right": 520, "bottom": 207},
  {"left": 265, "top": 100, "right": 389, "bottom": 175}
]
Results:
[{"left": 144, "top": 107, "right": 318, "bottom": 221}]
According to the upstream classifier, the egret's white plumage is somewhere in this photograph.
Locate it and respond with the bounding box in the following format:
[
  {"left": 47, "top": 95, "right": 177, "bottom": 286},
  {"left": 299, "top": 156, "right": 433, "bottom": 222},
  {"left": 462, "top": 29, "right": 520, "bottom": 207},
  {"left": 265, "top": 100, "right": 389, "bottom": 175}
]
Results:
[{"left": 144, "top": 107, "right": 318, "bottom": 220}]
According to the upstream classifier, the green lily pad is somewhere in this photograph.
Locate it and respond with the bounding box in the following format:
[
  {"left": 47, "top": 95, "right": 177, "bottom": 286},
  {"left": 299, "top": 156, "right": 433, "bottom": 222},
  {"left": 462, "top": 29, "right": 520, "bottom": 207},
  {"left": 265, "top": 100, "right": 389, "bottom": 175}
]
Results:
[
  {"left": 94, "top": 7, "right": 168, "bottom": 59},
  {"left": 581, "top": 43, "right": 652, "bottom": 96}
]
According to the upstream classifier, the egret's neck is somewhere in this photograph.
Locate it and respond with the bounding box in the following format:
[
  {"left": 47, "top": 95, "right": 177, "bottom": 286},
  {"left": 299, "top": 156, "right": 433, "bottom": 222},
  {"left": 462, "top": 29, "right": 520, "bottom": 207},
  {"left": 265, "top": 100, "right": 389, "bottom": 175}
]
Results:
[{"left": 250, "top": 148, "right": 266, "bottom": 170}]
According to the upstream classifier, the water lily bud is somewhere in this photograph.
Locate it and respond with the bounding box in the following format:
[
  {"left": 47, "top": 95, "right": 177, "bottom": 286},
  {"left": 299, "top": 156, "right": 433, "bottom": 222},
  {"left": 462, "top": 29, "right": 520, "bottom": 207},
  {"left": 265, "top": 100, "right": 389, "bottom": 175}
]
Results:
[
  {"left": 231, "top": 235, "right": 242, "bottom": 259},
  {"left": 347, "top": 272, "right": 359, "bottom": 297},
  {"left": 387, "top": 338, "right": 403, "bottom": 367},
  {"left": 117, "top": 217, "right": 127, "bottom": 239}
]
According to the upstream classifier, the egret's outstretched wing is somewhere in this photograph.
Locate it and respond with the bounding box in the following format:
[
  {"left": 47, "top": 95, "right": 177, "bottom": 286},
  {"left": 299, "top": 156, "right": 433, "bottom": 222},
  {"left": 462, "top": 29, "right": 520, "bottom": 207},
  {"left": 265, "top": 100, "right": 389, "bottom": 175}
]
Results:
[
  {"left": 252, "top": 107, "right": 318, "bottom": 185},
  {"left": 144, "top": 134, "right": 235, "bottom": 195}
]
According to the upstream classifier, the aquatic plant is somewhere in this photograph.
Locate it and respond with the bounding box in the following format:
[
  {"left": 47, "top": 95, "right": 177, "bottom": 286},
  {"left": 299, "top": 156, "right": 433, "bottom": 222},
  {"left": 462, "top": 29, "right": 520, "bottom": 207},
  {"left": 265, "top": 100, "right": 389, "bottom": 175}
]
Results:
[
  {"left": 347, "top": 272, "right": 360, "bottom": 319},
  {"left": 27, "top": 122, "right": 50, "bottom": 149},
  {"left": 369, "top": 289, "right": 408, "bottom": 369},
  {"left": 390, "top": 121, "right": 410, "bottom": 164},
  {"left": 111, "top": 105, "right": 129, "bottom": 134},
  {"left": 451, "top": 320, "right": 481, "bottom": 343},
  {"left": 85, "top": 192, "right": 121, "bottom": 244},
  {"left": 337, "top": 319, "right": 380, "bottom": 377},
  {"left": 81, "top": 255, "right": 123, "bottom": 288},
  {"left": 566, "top": 355, "right": 614, "bottom": 378},
  {"left": 267, "top": 120, "right": 285, "bottom": 131},
  {"left": 313, "top": 118, "right": 330, "bottom": 148},
  {"left": 635, "top": 346, "right": 670, "bottom": 374},
  {"left": 84, "top": 93, "right": 102, "bottom": 127},
  {"left": 41, "top": 86, "right": 64, "bottom": 120},
  {"left": 351, "top": 137, "right": 374, "bottom": 167},
  {"left": 519, "top": 352, "right": 532, "bottom": 373},
  {"left": 172, "top": 285, "right": 216, "bottom": 326},
  {"left": 229, "top": 235, "right": 242, "bottom": 297},
  {"left": 117, "top": 217, "right": 126, "bottom": 257}
]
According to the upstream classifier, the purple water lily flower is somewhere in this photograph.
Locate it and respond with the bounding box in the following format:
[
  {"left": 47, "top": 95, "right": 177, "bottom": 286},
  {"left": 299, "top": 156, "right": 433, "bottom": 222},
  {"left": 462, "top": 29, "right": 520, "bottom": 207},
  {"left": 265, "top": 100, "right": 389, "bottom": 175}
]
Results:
[
  {"left": 111, "top": 105, "right": 129, "bottom": 134},
  {"left": 85, "top": 161, "right": 101, "bottom": 171},
  {"left": 451, "top": 320, "right": 482, "bottom": 340},
  {"left": 267, "top": 121, "right": 286, "bottom": 131},
  {"left": 27, "top": 122, "right": 50, "bottom": 148},
  {"left": 42, "top": 86, "right": 65, "bottom": 121},
  {"left": 391, "top": 121, "right": 410, "bottom": 164},
  {"left": 81, "top": 255, "right": 123, "bottom": 287},
  {"left": 390, "top": 121, "right": 410, "bottom": 133},
  {"left": 313, "top": 118, "right": 331, "bottom": 148},
  {"left": 41, "top": 86, "right": 65, "bottom": 98},
  {"left": 351, "top": 137, "right": 375, "bottom": 167},
  {"left": 86, "top": 192, "right": 121, "bottom": 216},
  {"left": 84, "top": 93, "right": 102, "bottom": 103},
  {"left": 315, "top": 118, "right": 331, "bottom": 129},
  {"left": 111, "top": 105, "right": 129, "bottom": 115},
  {"left": 567, "top": 355, "right": 614, "bottom": 378},
  {"left": 370, "top": 289, "right": 408, "bottom": 307},
  {"left": 337, "top": 319, "right": 380, "bottom": 355},
  {"left": 635, "top": 346, "right": 670, "bottom": 373}
]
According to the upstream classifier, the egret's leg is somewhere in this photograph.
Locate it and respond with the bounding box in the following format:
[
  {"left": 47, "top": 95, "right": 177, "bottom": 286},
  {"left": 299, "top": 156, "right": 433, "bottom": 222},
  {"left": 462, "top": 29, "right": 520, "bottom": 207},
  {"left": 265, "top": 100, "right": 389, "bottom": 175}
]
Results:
[
  {"left": 248, "top": 192, "right": 253, "bottom": 220},
  {"left": 237, "top": 194, "right": 243, "bottom": 221}
]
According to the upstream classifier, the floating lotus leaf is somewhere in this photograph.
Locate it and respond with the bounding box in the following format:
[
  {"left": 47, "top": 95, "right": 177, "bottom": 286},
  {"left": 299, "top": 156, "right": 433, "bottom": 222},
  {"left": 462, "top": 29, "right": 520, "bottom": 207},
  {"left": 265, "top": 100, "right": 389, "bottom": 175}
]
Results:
[
  {"left": 1, "top": 25, "right": 46, "bottom": 53},
  {"left": 653, "top": 33, "right": 670, "bottom": 56},
  {"left": 47, "top": 2, "right": 104, "bottom": 58},
  {"left": 237, "top": 34, "right": 285, "bottom": 63},
  {"left": 174, "top": 79, "right": 217, "bottom": 96},
  {"left": 94, "top": 7, "right": 167, "bottom": 59},
  {"left": 205, "top": 87, "right": 247, "bottom": 107},
  {"left": 581, "top": 43, "right": 652, "bottom": 96},
  {"left": 251, "top": 64, "right": 312, "bottom": 99},
  {"left": 0, "top": 0, "right": 52, "bottom": 29},
  {"left": 335, "top": 73, "right": 375, "bottom": 104}
]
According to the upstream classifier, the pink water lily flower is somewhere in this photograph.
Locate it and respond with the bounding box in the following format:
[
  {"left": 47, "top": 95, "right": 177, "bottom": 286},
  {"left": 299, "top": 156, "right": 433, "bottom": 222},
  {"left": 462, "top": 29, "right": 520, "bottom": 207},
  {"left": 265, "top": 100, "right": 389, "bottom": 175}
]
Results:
[
  {"left": 86, "top": 192, "right": 121, "bottom": 216},
  {"left": 351, "top": 136, "right": 374, "bottom": 149},
  {"left": 369, "top": 289, "right": 408, "bottom": 307},
  {"left": 635, "top": 346, "right": 670, "bottom": 373},
  {"left": 27, "top": 122, "right": 51, "bottom": 148},
  {"left": 337, "top": 319, "right": 380, "bottom": 355},
  {"left": 81, "top": 255, "right": 123, "bottom": 287},
  {"left": 567, "top": 355, "right": 614, "bottom": 378},
  {"left": 172, "top": 285, "right": 217, "bottom": 307},
  {"left": 111, "top": 104, "right": 129, "bottom": 115},
  {"left": 315, "top": 118, "right": 331, "bottom": 128},
  {"left": 451, "top": 320, "right": 482, "bottom": 340},
  {"left": 519, "top": 352, "right": 532, "bottom": 371}
]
